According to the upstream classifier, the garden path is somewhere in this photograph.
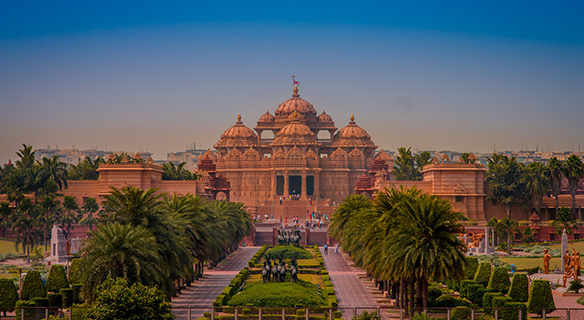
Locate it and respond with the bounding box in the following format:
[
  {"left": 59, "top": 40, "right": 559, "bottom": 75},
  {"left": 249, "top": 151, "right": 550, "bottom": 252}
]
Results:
[{"left": 172, "top": 247, "right": 260, "bottom": 320}]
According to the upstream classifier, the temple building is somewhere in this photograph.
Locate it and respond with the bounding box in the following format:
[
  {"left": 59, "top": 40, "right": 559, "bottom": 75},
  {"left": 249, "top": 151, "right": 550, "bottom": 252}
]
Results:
[{"left": 199, "top": 85, "right": 393, "bottom": 213}]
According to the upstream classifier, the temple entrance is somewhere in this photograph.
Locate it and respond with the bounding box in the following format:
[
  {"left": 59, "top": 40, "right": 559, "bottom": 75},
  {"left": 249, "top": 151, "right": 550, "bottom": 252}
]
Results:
[
  {"left": 276, "top": 176, "right": 284, "bottom": 195},
  {"left": 289, "top": 176, "right": 301, "bottom": 196},
  {"left": 306, "top": 176, "right": 314, "bottom": 196}
]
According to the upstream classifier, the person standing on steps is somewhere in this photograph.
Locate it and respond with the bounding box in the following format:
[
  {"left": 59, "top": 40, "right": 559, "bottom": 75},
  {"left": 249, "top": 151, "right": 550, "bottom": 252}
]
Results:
[
  {"left": 324, "top": 244, "right": 328, "bottom": 255},
  {"left": 334, "top": 243, "right": 339, "bottom": 254}
]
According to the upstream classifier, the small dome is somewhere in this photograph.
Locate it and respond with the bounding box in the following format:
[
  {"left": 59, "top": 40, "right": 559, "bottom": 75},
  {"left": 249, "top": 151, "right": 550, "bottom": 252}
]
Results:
[
  {"left": 271, "top": 117, "right": 318, "bottom": 147},
  {"left": 259, "top": 110, "right": 275, "bottom": 122},
  {"left": 317, "top": 111, "right": 333, "bottom": 122},
  {"left": 332, "top": 115, "right": 377, "bottom": 149},
  {"left": 288, "top": 112, "right": 305, "bottom": 119},
  {"left": 215, "top": 114, "right": 259, "bottom": 149}
]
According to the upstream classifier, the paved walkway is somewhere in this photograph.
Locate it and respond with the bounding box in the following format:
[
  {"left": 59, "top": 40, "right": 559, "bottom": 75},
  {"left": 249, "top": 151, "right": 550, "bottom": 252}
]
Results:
[
  {"left": 172, "top": 247, "right": 260, "bottom": 320},
  {"left": 319, "top": 246, "right": 378, "bottom": 318}
]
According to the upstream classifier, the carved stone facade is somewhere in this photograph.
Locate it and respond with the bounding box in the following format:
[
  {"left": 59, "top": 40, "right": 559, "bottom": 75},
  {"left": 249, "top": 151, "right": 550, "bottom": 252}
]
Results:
[{"left": 204, "top": 85, "right": 394, "bottom": 206}]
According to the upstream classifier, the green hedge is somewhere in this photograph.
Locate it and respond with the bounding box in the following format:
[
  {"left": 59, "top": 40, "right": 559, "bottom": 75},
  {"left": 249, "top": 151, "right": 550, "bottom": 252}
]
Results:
[
  {"left": 508, "top": 273, "right": 528, "bottom": 302},
  {"left": 68, "top": 258, "right": 83, "bottom": 285},
  {"left": 46, "top": 264, "right": 70, "bottom": 293},
  {"left": 61, "top": 288, "right": 74, "bottom": 308},
  {"left": 21, "top": 270, "right": 47, "bottom": 301},
  {"left": 15, "top": 300, "right": 36, "bottom": 320},
  {"left": 434, "top": 295, "right": 473, "bottom": 308},
  {"left": 227, "top": 280, "right": 327, "bottom": 307},
  {"left": 249, "top": 245, "right": 268, "bottom": 267},
  {"left": 48, "top": 292, "right": 62, "bottom": 308},
  {"left": 492, "top": 296, "right": 513, "bottom": 312},
  {"left": 527, "top": 280, "right": 556, "bottom": 315},
  {"left": 266, "top": 246, "right": 312, "bottom": 260},
  {"left": 500, "top": 302, "right": 527, "bottom": 320},
  {"left": 72, "top": 284, "right": 83, "bottom": 304},
  {"left": 482, "top": 292, "right": 503, "bottom": 314},
  {"left": 474, "top": 288, "right": 491, "bottom": 307},
  {"left": 466, "top": 284, "right": 483, "bottom": 304},
  {"left": 473, "top": 262, "right": 491, "bottom": 287},
  {"left": 487, "top": 267, "right": 510, "bottom": 294},
  {"left": 0, "top": 278, "right": 18, "bottom": 315},
  {"left": 459, "top": 280, "right": 475, "bottom": 299},
  {"left": 465, "top": 257, "right": 479, "bottom": 280},
  {"left": 450, "top": 306, "right": 471, "bottom": 320}
]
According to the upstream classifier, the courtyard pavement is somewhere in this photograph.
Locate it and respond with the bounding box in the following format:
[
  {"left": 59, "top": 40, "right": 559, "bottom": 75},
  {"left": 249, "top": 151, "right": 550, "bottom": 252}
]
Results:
[{"left": 172, "top": 247, "right": 259, "bottom": 320}]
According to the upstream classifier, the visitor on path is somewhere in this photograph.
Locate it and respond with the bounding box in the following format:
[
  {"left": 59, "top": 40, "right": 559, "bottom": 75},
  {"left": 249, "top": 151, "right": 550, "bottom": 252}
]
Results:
[
  {"left": 334, "top": 243, "right": 339, "bottom": 254},
  {"left": 324, "top": 244, "right": 328, "bottom": 255}
]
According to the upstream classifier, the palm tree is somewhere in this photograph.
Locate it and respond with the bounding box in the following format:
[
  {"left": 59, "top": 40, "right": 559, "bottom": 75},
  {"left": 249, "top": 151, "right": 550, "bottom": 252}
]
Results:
[
  {"left": 487, "top": 154, "right": 529, "bottom": 220},
  {"left": 329, "top": 193, "right": 373, "bottom": 242},
  {"left": 0, "top": 202, "right": 12, "bottom": 238},
  {"left": 562, "top": 155, "right": 584, "bottom": 219},
  {"left": 81, "top": 223, "right": 166, "bottom": 302},
  {"left": 40, "top": 195, "right": 61, "bottom": 251},
  {"left": 393, "top": 147, "right": 417, "bottom": 181},
  {"left": 15, "top": 144, "right": 36, "bottom": 170},
  {"left": 62, "top": 196, "right": 80, "bottom": 235},
  {"left": 383, "top": 193, "right": 466, "bottom": 313},
  {"left": 546, "top": 157, "right": 563, "bottom": 219},
  {"left": 41, "top": 155, "right": 69, "bottom": 191},
  {"left": 80, "top": 197, "right": 100, "bottom": 230},
  {"left": 527, "top": 162, "right": 549, "bottom": 217},
  {"left": 11, "top": 198, "right": 41, "bottom": 262},
  {"left": 551, "top": 207, "right": 578, "bottom": 235},
  {"left": 495, "top": 218, "right": 519, "bottom": 254}
]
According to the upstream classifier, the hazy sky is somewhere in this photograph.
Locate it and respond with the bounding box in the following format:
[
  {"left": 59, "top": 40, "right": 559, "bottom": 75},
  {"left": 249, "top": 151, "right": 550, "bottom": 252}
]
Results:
[{"left": 1, "top": 1, "right": 583, "bottom": 163}]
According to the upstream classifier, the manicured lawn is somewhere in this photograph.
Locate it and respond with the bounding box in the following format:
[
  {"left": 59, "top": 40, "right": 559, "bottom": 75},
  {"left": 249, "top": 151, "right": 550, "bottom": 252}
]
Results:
[
  {"left": 542, "top": 241, "right": 584, "bottom": 252},
  {"left": 0, "top": 239, "right": 18, "bottom": 253},
  {"left": 499, "top": 257, "right": 562, "bottom": 270}
]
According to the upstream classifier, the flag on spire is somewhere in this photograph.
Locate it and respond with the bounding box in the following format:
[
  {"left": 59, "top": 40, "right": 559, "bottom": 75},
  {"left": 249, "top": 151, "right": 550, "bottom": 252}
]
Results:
[{"left": 292, "top": 75, "right": 300, "bottom": 86}]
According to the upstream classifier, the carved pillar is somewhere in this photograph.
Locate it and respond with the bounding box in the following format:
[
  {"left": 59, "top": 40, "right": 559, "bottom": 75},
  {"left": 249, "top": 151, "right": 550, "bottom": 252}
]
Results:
[
  {"left": 271, "top": 171, "right": 276, "bottom": 198},
  {"left": 314, "top": 171, "right": 320, "bottom": 200},
  {"left": 284, "top": 170, "right": 289, "bottom": 199},
  {"left": 301, "top": 171, "right": 307, "bottom": 200}
]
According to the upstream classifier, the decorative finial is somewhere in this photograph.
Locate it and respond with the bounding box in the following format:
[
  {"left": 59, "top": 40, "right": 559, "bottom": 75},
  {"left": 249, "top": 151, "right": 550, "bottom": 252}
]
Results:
[
  {"left": 292, "top": 75, "right": 300, "bottom": 96},
  {"left": 293, "top": 110, "right": 298, "bottom": 118},
  {"left": 237, "top": 114, "right": 241, "bottom": 121},
  {"left": 350, "top": 114, "right": 355, "bottom": 121},
  {"left": 293, "top": 85, "right": 299, "bottom": 95}
]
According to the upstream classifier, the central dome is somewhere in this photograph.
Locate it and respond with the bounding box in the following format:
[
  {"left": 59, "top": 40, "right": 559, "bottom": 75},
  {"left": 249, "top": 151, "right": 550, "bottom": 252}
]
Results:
[
  {"left": 274, "top": 86, "right": 317, "bottom": 119},
  {"left": 270, "top": 112, "right": 319, "bottom": 147}
]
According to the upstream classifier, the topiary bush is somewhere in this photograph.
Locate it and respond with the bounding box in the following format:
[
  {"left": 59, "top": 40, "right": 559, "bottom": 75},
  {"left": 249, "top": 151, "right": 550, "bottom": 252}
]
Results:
[
  {"left": 465, "top": 257, "right": 479, "bottom": 280},
  {"left": 474, "top": 288, "right": 491, "bottom": 307},
  {"left": 466, "top": 284, "right": 483, "bottom": 304},
  {"left": 33, "top": 297, "right": 50, "bottom": 319},
  {"left": 500, "top": 302, "right": 527, "bottom": 320},
  {"left": 72, "top": 284, "right": 83, "bottom": 304},
  {"left": 473, "top": 262, "right": 491, "bottom": 287},
  {"left": 450, "top": 306, "right": 471, "bottom": 320},
  {"left": 482, "top": 292, "right": 503, "bottom": 314},
  {"left": 527, "top": 280, "right": 556, "bottom": 316},
  {"left": 492, "top": 296, "right": 512, "bottom": 313},
  {"left": 428, "top": 286, "right": 443, "bottom": 306},
  {"left": 61, "top": 288, "right": 74, "bottom": 308},
  {"left": 265, "top": 246, "right": 313, "bottom": 260},
  {"left": 434, "top": 295, "right": 473, "bottom": 308},
  {"left": 459, "top": 280, "right": 476, "bottom": 299},
  {"left": 46, "top": 264, "right": 70, "bottom": 293},
  {"left": 0, "top": 278, "right": 18, "bottom": 316},
  {"left": 487, "top": 267, "right": 510, "bottom": 294},
  {"left": 48, "top": 292, "right": 62, "bottom": 309},
  {"left": 21, "top": 270, "right": 47, "bottom": 301},
  {"left": 68, "top": 259, "right": 83, "bottom": 285},
  {"left": 228, "top": 279, "right": 326, "bottom": 307},
  {"left": 508, "top": 273, "right": 528, "bottom": 302},
  {"left": 15, "top": 300, "right": 36, "bottom": 320}
]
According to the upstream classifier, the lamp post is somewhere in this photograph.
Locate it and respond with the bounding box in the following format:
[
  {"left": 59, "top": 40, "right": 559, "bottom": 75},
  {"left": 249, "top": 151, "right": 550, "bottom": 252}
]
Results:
[{"left": 17, "top": 267, "right": 23, "bottom": 300}]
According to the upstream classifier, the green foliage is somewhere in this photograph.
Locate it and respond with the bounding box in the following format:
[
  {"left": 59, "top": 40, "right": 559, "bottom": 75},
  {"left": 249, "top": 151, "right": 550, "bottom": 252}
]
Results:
[
  {"left": 482, "top": 292, "right": 503, "bottom": 314},
  {"left": 459, "top": 280, "right": 475, "bottom": 299},
  {"left": 68, "top": 258, "right": 83, "bottom": 285},
  {"left": 577, "top": 296, "right": 584, "bottom": 305},
  {"left": 46, "top": 264, "right": 70, "bottom": 293},
  {"left": 85, "top": 277, "right": 174, "bottom": 320},
  {"left": 0, "top": 278, "right": 18, "bottom": 315},
  {"left": 162, "top": 162, "right": 198, "bottom": 180},
  {"left": 450, "top": 306, "right": 471, "bottom": 320},
  {"left": 265, "top": 246, "right": 312, "bottom": 260},
  {"left": 21, "top": 270, "right": 47, "bottom": 300},
  {"left": 473, "top": 262, "right": 491, "bottom": 287},
  {"left": 465, "top": 257, "right": 479, "bottom": 280},
  {"left": 61, "top": 288, "right": 74, "bottom": 307},
  {"left": 568, "top": 279, "right": 584, "bottom": 293},
  {"left": 249, "top": 245, "right": 268, "bottom": 267},
  {"left": 466, "top": 284, "right": 483, "bottom": 304},
  {"left": 508, "top": 273, "right": 528, "bottom": 302},
  {"left": 487, "top": 267, "right": 510, "bottom": 294},
  {"left": 48, "top": 292, "right": 62, "bottom": 307},
  {"left": 527, "top": 280, "right": 556, "bottom": 315},
  {"left": 227, "top": 280, "right": 327, "bottom": 307},
  {"left": 474, "top": 288, "right": 490, "bottom": 307},
  {"left": 500, "top": 302, "right": 527, "bottom": 320},
  {"left": 491, "top": 296, "right": 512, "bottom": 311},
  {"left": 15, "top": 300, "right": 36, "bottom": 320},
  {"left": 428, "top": 286, "right": 443, "bottom": 306},
  {"left": 434, "top": 295, "right": 474, "bottom": 308},
  {"left": 351, "top": 311, "right": 380, "bottom": 320},
  {"left": 72, "top": 284, "right": 83, "bottom": 304}
]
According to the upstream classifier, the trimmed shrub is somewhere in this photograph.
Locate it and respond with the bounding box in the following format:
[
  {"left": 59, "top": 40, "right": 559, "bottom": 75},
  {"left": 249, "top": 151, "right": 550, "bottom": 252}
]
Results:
[
  {"left": 527, "top": 280, "right": 556, "bottom": 315},
  {"left": 33, "top": 297, "right": 49, "bottom": 319},
  {"left": 466, "top": 284, "right": 483, "bottom": 304},
  {"left": 475, "top": 288, "right": 490, "bottom": 307},
  {"left": 265, "top": 246, "right": 312, "bottom": 260},
  {"left": 48, "top": 292, "right": 62, "bottom": 307},
  {"left": 459, "top": 280, "right": 475, "bottom": 299},
  {"left": 0, "top": 278, "right": 18, "bottom": 316},
  {"left": 434, "top": 295, "right": 473, "bottom": 308},
  {"left": 61, "top": 288, "right": 74, "bottom": 308},
  {"left": 500, "top": 302, "right": 527, "bottom": 320},
  {"left": 228, "top": 280, "right": 326, "bottom": 307},
  {"left": 492, "top": 296, "right": 512, "bottom": 312},
  {"left": 508, "top": 273, "right": 528, "bottom": 302},
  {"left": 465, "top": 257, "right": 479, "bottom": 280},
  {"left": 46, "top": 264, "right": 70, "bottom": 293},
  {"left": 482, "top": 292, "right": 503, "bottom": 314},
  {"left": 72, "top": 284, "right": 83, "bottom": 303},
  {"left": 428, "top": 286, "right": 443, "bottom": 306},
  {"left": 15, "top": 300, "right": 36, "bottom": 320},
  {"left": 452, "top": 281, "right": 461, "bottom": 292},
  {"left": 332, "top": 311, "right": 342, "bottom": 318},
  {"left": 68, "top": 258, "right": 83, "bottom": 284},
  {"left": 473, "top": 262, "right": 491, "bottom": 287},
  {"left": 487, "top": 267, "right": 510, "bottom": 294},
  {"left": 21, "top": 270, "right": 47, "bottom": 301},
  {"left": 451, "top": 306, "right": 471, "bottom": 320}
]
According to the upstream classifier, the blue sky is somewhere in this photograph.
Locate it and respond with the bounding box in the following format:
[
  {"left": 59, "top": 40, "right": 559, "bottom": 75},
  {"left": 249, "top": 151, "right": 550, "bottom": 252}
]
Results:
[{"left": 1, "top": 1, "right": 583, "bottom": 162}]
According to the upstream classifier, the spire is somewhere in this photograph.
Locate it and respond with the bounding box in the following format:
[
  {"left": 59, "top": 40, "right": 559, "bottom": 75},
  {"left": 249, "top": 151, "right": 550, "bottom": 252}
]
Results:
[
  {"left": 293, "top": 110, "right": 298, "bottom": 118},
  {"left": 293, "top": 84, "right": 299, "bottom": 95},
  {"left": 349, "top": 114, "right": 355, "bottom": 124},
  {"left": 236, "top": 114, "right": 242, "bottom": 124}
]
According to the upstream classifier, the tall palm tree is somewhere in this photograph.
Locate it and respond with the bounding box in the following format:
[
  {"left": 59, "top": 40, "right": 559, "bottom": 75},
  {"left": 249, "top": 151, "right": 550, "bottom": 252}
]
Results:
[
  {"left": 11, "top": 198, "right": 41, "bottom": 262},
  {"left": 81, "top": 223, "right": 165, "bottom": 302},
  {"left": 562, "top": 155, "right": 584, "bottom": 219},
  {"left": 487, "top": 154, "right": 528, "bottom": 220},
  {"left": 80, "top": 197, "right": 100, "bottom": 230},
  {"left": 329, "top": 193, "right": 373, "bottom": 242},
  {"left": 393, "top": 147, "right": 417, "bottom": 181},
  {"left": 495, "top": 218, "right": 519, "bottom": 253},
  {"left": 15, "top": 144, "right": 36, "bottom": 170},
  {"left": 0, "top": 202, "right": 12, "bottom": 238},
  {"left": 41, "top": 155, "right": 69, "bottom": 191},
  {"left": 527, "top": 162, "right": 549, "bottom": 217},
  {"left": 62, "top": 196, "right": 80, "bottom": 235},
  {"left": 546, "top": 157, "right": 563, "bottom": 219},
  {"left": 40, "top": 195, "right": 61, "bottom": 251}
]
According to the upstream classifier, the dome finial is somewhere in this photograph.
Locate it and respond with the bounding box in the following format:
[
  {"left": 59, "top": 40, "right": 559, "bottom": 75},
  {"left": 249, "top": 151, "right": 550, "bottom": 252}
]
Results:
[
  {"left": 293, "top": 84, "right": 299, "bottom": 95},
  {"left": 350, "top": 114, "right": 355, "bottom": 121},
  {"left": 236, "top": 114, "right": 242, "bottom": 124},
  {"left": 293, "top": 110, "right": 298, "bottom": 118}
]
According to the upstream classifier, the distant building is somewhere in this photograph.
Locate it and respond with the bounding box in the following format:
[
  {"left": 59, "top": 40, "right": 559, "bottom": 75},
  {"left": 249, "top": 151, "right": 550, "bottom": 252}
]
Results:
[
  {"left": 167, "top": 143, "right": 211, "bottom": 171},
  {"left": 36, "top": 147, "right": 152, "bottom": 166}
]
